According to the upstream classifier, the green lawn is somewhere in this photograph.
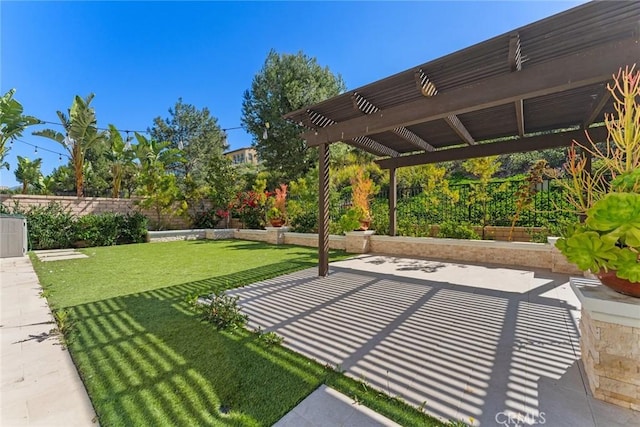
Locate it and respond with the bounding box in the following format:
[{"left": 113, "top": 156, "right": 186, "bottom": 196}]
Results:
[{"left": 32, "top": 240, "right": 444, "bottom": 426}]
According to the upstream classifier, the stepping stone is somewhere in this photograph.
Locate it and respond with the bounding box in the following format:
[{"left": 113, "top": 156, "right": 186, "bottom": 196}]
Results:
[{"left": 33, "top": 250, "right": 89, "bottom": 262}]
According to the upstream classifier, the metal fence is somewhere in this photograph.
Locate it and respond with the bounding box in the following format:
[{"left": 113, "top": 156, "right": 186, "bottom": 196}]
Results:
[{"left": 337, "top": 178, "right": 575, "bottom": 228}]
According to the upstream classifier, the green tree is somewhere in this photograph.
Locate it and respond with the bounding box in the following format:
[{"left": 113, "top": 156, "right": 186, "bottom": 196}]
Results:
[
  {"left": 462, "top": 156, "right": 502, "bottom": 237},
  {"left": 14, "top": 156, "right": 42, "bottom": 194},
  {"left": 133, "top": 133, "right": 186, "bottom": 229},
  {"left": 0, "top": 89, "right": 40, "bottom": 169},
  {"left": 106, "top": 124, "right": 135, "bottom": 198},
  {"left": 149, "top": 99, "right": 227, "bottom": 184},
  {"left": 33, "top": 94, "right": 107, "bottom": 197},
  {"left": 46, "top": 164, "right": 75, "bottom": 194},
  {"left": 241, "top": 50, "right": 346, "bottom": 182}
]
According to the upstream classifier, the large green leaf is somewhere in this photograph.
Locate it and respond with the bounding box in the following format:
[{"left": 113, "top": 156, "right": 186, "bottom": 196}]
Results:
[
  {"left": 612, "top": 248, "right": 640, "bottom": 283},
  {"left": 586, "top": 193, "right": 640, "bottom": 247},
  {"left": 555, "top": 231, "right": 620, "bottom": 272}
]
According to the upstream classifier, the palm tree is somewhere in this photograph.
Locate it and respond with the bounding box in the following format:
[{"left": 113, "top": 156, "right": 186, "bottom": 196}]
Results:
[
  {"left": 14, "top": 156, "right": 42, "bottom": 194},
  {"left": 106, "top": 124, "right": 134, "bottom": 198},
  {"left": 0, "top": 89, "right": 40, "bottom": 169},
  {"left": 33, "top": 94, "right": 106, "bottom": 197}
]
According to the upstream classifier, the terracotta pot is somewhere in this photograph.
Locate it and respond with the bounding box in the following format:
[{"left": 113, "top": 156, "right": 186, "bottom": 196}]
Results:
[
  {"left": 269, "top": 218, "right": 284, "bottom": 227},
  {"left": 596, "top": 270, "right": 640, "bottom": 298},
  {"left": 357, "top": 219, "right": 370, "bottom": 231}
]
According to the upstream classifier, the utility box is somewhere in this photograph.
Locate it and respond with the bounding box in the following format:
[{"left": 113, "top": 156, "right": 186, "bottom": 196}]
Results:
[{"left": 0, "top": 214, "right": 28, "bottom": 258}]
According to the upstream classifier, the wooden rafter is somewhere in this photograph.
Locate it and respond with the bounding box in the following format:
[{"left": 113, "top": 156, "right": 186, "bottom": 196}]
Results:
[
  {"left": 352, "top": 92, "right": 435, "bottom": 152},
  {"left": 303, "top": 36, "right": 636, "bottom": 147},
  {"left": 414, "top": 68, "right": 437, "bottom": 97},
  {"left": 510, "top": 33, "right": 526, "bottom": 137},
  {"left": 307, "top": 108, "right": 399, "bottom": 158},
  {"left": 377, "top": 127, "right": 607, "bottom": 169},
  {"left": 582, "top": 85, "right": 612, "bottom": 129},
  {"left": 416, "top": 70, "right": 476, "bottom": 145},
  {"left": 509, "top": 33, "right": 523, "bottom": 72},
  {"left": 444, "top": 115, "right": 475, "bottom": 145},
  {"left": 351, "top": 136, "right": 400, "bottom": 157}
]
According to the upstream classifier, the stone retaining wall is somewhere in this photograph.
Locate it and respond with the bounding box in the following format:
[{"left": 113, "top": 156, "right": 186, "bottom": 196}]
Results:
[
  {"left": 283, "top": 232, "right": 346, "bottom": 250},
  {"left": 370, "top": 235, "right": 552, "bottom": 270},
  {"left": 147, "top": 229, "right": 207, "bottom": 242}
]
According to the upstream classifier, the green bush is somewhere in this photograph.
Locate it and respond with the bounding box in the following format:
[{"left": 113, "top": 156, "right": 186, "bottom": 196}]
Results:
[
  {"left": 1, "top": 202, "right": 148, "bottom": 249},
  {"left": 192, "top": 209, "right": 220, "bottom": 229},
  {"left": 437, "top": 221, "right": 479, "bottom": 240},
  {"left": 12, "top": 203, "right": 76, "bottom": 250},
  {"left": 120, "top": 212, "right": 148, "bottom": 244},
  {"left": 191, "top": 291, "right": 248, "bottom": 330},
  {"left": 290, "top": 210, "right": 317, "bottom": 233},
  {"left": 75, "top": 213, "right": 123, "bottom": 247}
]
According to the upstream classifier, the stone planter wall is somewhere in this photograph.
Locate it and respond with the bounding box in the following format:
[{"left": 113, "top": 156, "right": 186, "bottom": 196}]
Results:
[
  {"left": 147, "top": 229, "right": 206, "bottom": 242},
  {"left": 571, "top": 278, "right": 640, "bottom": 411},
  {"left": 370, "top": 235, "right": 553, "bottom": 270},
  {"left": 283, "top": 232, "right": 346, "bottom": 250}
]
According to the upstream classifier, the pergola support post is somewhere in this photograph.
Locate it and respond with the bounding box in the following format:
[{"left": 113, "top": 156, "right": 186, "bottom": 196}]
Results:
[
  {"left": 389, "top": 167, "right": 397, "bottom": 236},
  {"left": 318, "top": 143, "right": 330, "bottom": 276}
]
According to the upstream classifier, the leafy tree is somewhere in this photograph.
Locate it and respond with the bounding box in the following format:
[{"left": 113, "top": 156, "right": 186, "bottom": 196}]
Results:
[
  {"left": 46, "top": 165, "right": 75, "bottom": 194},
  {"left": 0, "top": 89, "right": 40, "bottom": 170},
  {"left": 106, "top": 124, "right": 134, "bottom": 198},
  {"left": 33, "top": 94, "right": 107, "bottom": 197},
  {"left": 133, "top": 133, "right": 186, "bottom": 229},
  {"left": 14, "top": 156, "right": 42, "bottom": 194},
  {"left": 149, "top": 99, "right": 227, "bottom": 185},
  {"left": 462, "top": 156, "right": 503, "bottom": 237},
  {"left": 241, "top": 50, "right": 346, "bottom": 182}
]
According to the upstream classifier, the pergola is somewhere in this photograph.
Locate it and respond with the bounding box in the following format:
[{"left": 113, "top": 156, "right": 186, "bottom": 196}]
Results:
[{"left": 284, "top": 1, "right": 640, "bottom": 276}]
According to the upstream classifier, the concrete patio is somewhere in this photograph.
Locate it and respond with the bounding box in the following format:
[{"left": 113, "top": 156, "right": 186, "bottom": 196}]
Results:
[{"left": 229, "top": 255, "right": 638, "bottom": 426}]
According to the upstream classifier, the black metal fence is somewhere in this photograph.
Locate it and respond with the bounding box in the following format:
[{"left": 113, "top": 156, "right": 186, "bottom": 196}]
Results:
[{"left": 337, "top": 178, "right": 575, "bottom": 228}]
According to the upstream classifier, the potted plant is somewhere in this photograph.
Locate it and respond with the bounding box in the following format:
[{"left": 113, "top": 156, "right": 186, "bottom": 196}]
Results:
[
  {"left": 555, "top": 65, "right": 640, "bottom": 297},
  {"left": 267, "top": 183, "right": 287, "bottom": 227}
]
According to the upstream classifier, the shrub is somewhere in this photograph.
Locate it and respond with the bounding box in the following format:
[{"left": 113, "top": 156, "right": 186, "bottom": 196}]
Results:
[
  {"left": 0, "top": 202, "right": 148, "bottom": 249},
  {"left": 289, "top": 210, "right": 317, "bottom": 233},
  {"left": 75, "top": 213, "right": 123, "bottom": 247},
  {"left": 437, "top": 221, "right": 479, "bottom": 240},
  {"left": 120, "top": 212, "right": 148, "bottom": 244},
  {"left": 193, "top": 209, "right": 220, "bottom": 229},
  {"left": 12, "top": 202, "right": 76, "bottom": 250},
  {"left": 193, "top": 291, "right": 248, "bottom": 330}
]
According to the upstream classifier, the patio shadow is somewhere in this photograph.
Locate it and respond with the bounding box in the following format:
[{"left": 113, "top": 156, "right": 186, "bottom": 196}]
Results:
[
  {"left": 64, "top": 261, "right": 331, "bottom": 426},
  {"left": 228, "top": 256, "right": 636, "bottom": 426}
]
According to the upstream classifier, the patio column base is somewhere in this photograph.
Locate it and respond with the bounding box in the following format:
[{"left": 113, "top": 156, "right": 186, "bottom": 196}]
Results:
[
  {"left": 345, "top": 230, "right": 375, "bottom": 254},
  {"left": 571, "top": 278, "right": 640, "bottom": 412},
  {"left": 265, "top": 227, "right": 289, "bottom": 245}
]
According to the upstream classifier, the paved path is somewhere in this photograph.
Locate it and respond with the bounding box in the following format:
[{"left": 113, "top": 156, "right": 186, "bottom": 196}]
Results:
[
  {"left": 1, "top": 256, "right": 97, "bottom": 426},
  {"left": 230, "top": 255, "right": 639, "bottom": 427},
  {"left": 274, "top": 385, "right": 400, "bottom": 427}
]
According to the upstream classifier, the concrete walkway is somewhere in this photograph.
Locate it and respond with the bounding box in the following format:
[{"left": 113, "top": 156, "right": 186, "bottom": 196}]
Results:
[
  {"left": 0, "top": 256, "right": 97, "bottom": 426},
  {"left": 275, "top": 385, "right": 400, "bottom": 427},
  {"left": 230, "top": 255, "right": 639, "bottom": 426}
]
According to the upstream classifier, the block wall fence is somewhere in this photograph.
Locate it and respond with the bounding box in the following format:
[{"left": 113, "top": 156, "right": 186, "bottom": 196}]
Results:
[{"left": 0, "top": 194, "right": 190, "bottom": 229}]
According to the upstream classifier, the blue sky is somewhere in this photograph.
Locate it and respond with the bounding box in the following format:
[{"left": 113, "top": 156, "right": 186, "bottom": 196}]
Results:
[{"left": 1, "top": 0, "right": 584, "bottom": 188}]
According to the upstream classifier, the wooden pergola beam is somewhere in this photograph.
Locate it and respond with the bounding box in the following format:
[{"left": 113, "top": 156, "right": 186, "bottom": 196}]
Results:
[
  {"left": 376, "top": 126, "right": 607, "bottom": 169},
  {"left": 515, "top": 99, "right": 525, "bottom": 137},
  {"left": 303, "top": 36, "right": 635, "bottom": 147},
  {"left": 582, "top": 85, "right": 612, "bottom": 129},
  {"left": 352, "top": 92, "right": 435, "bottom": 152},
  {"left": 444, "top": 114, "right": 475, "bottom": 145},
  {"left": 308, "top": 107, "right": 399, "bottom": 158}
]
